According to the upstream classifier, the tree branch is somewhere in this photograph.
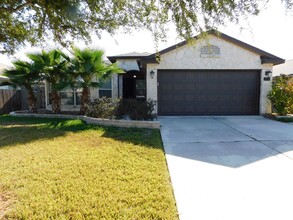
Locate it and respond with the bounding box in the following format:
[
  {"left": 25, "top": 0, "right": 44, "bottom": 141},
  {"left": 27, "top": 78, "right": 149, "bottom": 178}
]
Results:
[{"left": 0, "top": 1, "right": 34, "bottom": 13}]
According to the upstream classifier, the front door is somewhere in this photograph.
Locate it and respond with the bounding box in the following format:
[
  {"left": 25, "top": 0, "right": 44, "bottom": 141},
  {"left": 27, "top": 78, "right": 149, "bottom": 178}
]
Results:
[{"left": 123, "top": 77, "right": 135, "bottom": 99}]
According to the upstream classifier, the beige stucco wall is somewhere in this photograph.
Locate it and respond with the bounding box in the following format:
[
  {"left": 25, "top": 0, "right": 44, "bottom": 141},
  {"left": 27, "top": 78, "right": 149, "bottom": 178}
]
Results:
[
  {"left": 260, "top": 64, "right": 273, "bottom": 114},
  {"left": 146, "top": 35, "right": 273, "bottom": 114}
]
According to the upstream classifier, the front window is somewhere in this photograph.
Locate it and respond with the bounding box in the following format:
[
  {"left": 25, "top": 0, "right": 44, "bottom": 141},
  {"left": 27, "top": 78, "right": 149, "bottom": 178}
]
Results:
[
  {"left": 60, "top": 88, "right": 74, "bottom": 105},
  {"left": 99, "top": 78, "right": 112, "bottom": 98},
  {"left": 48, "top": 85, "right": 81, "bottom": 105},
  {"left": 136, "top": 79, "right": 146, "bottom": 99}
]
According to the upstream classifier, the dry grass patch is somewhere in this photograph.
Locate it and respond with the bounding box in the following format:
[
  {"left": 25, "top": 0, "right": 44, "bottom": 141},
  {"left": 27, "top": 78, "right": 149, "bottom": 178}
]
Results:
[
  {"left": 0, "top": 116, "right": 178, "bottom": 220},
  {"left": 0, "top": 191, "right": 14, "bottom": 220}
]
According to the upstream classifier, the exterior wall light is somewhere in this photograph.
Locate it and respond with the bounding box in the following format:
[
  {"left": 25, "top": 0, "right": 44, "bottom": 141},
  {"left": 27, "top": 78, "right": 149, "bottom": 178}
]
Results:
[
  {"left": 264, "top": 70, "right": 272, "bottom": 81},
  {"left": 150, "top": 70, "right": 155, "bottom": 79}
]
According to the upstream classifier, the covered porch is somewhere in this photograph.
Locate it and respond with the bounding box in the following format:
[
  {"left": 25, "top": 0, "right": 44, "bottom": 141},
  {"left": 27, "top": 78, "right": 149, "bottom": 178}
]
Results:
[{"left": 108, "top": 52, "right": 150, "bottom": 101}]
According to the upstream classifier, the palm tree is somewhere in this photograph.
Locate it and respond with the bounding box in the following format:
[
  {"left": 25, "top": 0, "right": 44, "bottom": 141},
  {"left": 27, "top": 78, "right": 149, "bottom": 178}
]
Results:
[
  {"left": 28, "top": 50, "right": 71, "bottom": 114},
  {"left": 71, "top": 47, "right": 123, "bottom": 114},
  {"left": 2, "top": 60, "right": 40, "bottom": 113}
]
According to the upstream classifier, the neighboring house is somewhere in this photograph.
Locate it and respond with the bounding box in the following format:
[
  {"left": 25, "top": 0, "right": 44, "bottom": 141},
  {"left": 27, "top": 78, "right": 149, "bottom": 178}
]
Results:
[
  {"left": 273, "top": 59, "right": 293, "bottom": 76},
  {"left": 0, "top": 63, "right": 11, "bottom": 89},
  {"left": 0, "top": 75, "right": 9, "bottom": 90},
  {"left": 45, "top": 31, "right": 284, "bottom": 115},
  {"left": 0, "top": 63, "right": 45, "bottom": 110}
]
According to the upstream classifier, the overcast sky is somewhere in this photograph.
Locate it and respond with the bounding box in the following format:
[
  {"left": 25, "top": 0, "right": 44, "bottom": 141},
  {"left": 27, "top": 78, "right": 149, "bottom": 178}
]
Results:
[{"left": 1, "top": 1, "right": 293, "bottom": 66}]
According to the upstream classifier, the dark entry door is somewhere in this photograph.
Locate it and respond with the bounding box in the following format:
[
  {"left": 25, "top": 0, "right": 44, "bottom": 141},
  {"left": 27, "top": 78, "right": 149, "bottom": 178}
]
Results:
[
  {"left": 157, "top": 69, "right": 260, "bottom": 115},
  {"left": 123, "top": 77, "right": 135, "bottom": 99}
]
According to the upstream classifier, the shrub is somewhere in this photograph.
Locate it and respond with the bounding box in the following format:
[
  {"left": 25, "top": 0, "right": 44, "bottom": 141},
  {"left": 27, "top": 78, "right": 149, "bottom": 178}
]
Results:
[
  {"left": 268, "top": 75, "right": 293, "bottom": 115},
  {"left": 117, "top": 99, "right": 155, "bottom": 120},
  {"left": 85, "top": 97, "right": 120, "bottom": 119},
  {"left": 85, "top": 98, "right": 155, "bottom": 120}
]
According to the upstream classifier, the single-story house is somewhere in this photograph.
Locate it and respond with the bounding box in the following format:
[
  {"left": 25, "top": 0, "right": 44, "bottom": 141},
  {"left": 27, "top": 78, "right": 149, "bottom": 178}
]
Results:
[
  {"left": 46, "top": 30, "right": 285, "bottom": 115},
  {"left": 108, "top": 31, "right": 284, "bottom": 115}
]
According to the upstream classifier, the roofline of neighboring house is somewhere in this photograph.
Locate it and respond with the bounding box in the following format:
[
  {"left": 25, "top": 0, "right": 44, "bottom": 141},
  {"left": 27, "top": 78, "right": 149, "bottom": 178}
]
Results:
[
  {"left": 0, "top": 76, "right": 8, "bottom": 81},
  {"left": 141, "top": 30, "right": 285, "bottom": 65}
]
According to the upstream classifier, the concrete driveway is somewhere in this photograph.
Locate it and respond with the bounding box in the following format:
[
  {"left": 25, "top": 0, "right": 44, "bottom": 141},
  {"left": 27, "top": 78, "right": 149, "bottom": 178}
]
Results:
[{"left": 159, "top": 116, "right": 293, "bottom": 220}]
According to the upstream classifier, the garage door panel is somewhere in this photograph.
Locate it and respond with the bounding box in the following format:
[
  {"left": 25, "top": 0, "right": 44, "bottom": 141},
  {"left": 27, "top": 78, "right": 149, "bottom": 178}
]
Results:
[
  {"left": 186, "top": 73, "right": 196, "bottom": 80},
  {"left": 158, "top": 70, "right": 260, "bottom": 115},
  {"left": 196, "top": 84, "right": 208, "bottom": 90},
  {"left": 160, "top": 84, "right": 173, "bottom": 91},
  {"left": 174, "top": 84, "right": 195, "bottom": 91},
  {"left": 160, "top": 73, "right": 173, "bottom": 81},
  {"left": 186, "top": 95, "right": 196, "bottom": 102},
  {"left": 174, "top": 73, "right": 183, "bottom": 81}
]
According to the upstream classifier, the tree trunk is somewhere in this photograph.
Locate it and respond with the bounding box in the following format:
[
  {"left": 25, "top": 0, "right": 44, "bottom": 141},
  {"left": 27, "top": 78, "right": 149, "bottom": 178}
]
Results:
[
  {"left": 80, "top": 87, "right": 90, "bottom": 115},
  {"left": 26, "top": 86, "right": 37, "bottom": 113},
  {"left": 51, "top": 91, "right": 61, "bottom": 114}
]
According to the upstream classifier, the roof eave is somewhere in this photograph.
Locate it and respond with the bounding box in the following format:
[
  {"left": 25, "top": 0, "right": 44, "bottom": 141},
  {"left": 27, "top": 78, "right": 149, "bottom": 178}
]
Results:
[
  {"left": 261, "top": 57, "right": 285, "bottom": 66},
  {"left": 140, "top": 58, "right": 158, "bottom": 65},
  {"left": 0, "top": 76, "right": 9, "bottom": 81}
]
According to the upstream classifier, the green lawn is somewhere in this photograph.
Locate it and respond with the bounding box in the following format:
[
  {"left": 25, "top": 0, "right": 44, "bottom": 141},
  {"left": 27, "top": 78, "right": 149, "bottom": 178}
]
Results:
[{"left": 0, "top": 116, "right": 178, "bottom": 220}]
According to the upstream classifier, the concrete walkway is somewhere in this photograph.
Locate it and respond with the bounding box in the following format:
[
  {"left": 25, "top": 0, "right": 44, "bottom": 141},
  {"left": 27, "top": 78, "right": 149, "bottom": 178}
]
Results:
[{"left": 160, "top": 116, "right": 293, "bottom": 220}]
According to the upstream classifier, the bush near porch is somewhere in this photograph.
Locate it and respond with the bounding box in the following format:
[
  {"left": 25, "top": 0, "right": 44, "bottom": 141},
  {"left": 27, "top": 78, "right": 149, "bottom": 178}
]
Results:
[
  {"left": 85, "top": 98, "right": 155, "bottom": 120},
  {"left": 0, "top": 116, "right": 178, "bottom": 219}
]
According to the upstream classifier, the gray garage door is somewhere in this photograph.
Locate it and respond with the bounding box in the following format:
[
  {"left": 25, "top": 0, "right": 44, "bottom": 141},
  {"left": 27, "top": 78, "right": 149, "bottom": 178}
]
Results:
[{"left": 157, "top": 70, "right": 260, "bottom": 115}]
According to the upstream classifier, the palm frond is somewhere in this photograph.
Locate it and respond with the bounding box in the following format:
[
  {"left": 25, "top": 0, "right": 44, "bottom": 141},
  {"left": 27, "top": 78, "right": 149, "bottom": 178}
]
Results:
[
  {"left": 71, "top": 46, "right": 123, "bottom": 91},
  {"left": 88, "top": 81, "right": 101, "bottom": 88}
]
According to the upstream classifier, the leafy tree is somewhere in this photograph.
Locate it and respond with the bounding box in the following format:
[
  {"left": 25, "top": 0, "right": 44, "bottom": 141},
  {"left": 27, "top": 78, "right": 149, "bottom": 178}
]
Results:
[
  {"left": 2, "top": 61, "right": 39, "bottom": 112},
  {"left": 71, "top": 47, "right": 123, "bottom": 114},
  {"left": 1, "top": 0, "right": 292, "bottom": 54},
  {"left": 28, "top": 50, "right": 71, "bottom": 114},
  {"left": 268, "top": 75, "right": 293, "bottom": 115}
]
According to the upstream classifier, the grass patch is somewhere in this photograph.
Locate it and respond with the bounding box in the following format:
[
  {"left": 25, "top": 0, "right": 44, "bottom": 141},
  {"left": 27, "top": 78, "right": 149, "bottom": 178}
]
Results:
[{"left": 0, "top": 116, "right": 178, "bottom": 220}]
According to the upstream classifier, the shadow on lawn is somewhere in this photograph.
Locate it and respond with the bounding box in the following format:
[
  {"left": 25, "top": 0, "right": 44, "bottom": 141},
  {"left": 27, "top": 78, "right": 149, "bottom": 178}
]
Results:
[
  {"left": 101, "top": 126, "right": 162, "bottom": 150},
  {"left": 0, "top": 116, "right": 162, "bottom": 150}
]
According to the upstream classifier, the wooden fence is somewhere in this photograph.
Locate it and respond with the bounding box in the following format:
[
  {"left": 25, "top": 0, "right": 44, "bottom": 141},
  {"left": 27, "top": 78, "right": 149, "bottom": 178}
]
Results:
[
  {"left": 21, "top": 85, "right": 46, "bottom": 110},
  {"left": 0, "top": 85, "right": 45, "bottom": 114},
  {"left": 0, "top": 89, "right": 21, "bottom": 114}
]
